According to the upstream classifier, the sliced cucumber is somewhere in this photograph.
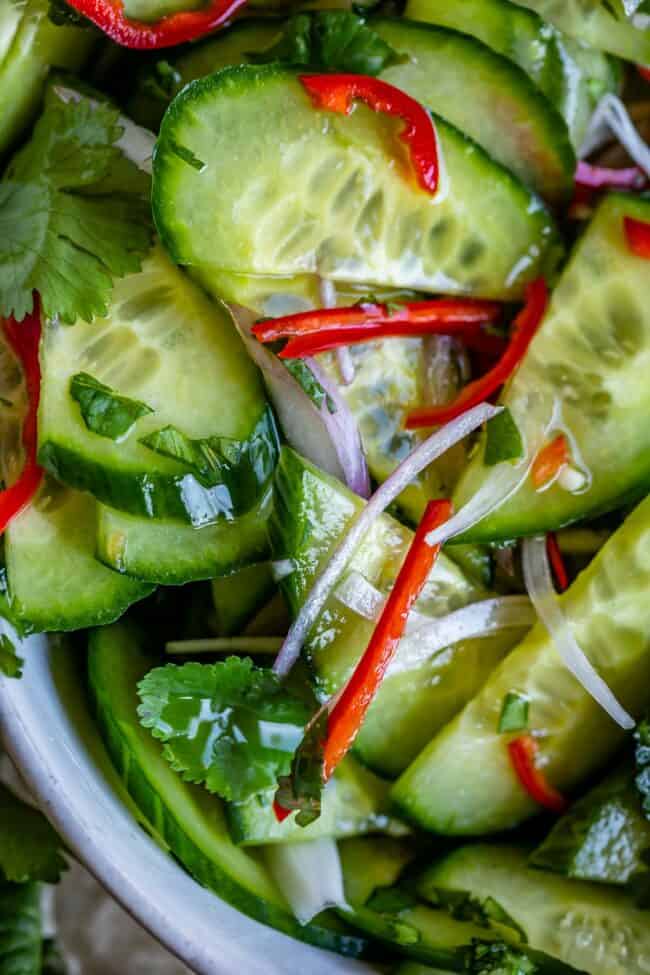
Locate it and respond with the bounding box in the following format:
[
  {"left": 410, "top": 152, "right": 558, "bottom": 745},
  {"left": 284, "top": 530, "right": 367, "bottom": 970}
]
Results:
[
  {"left": 0, "top": 0, "right": 93, "bottom": 158},
  {"left": 5, "top": 480, "right": 152, "bottom": 633},
  {"left": 38, "top": 244, "right": 277, "bottom": 527},
  {"left": 404, "top": 0, "right": 621, "bottom": 150},
  {"left": 88, "top": 620, "right": 369, "bottom": 957},
  {"left": 391, "top": 492, "right": 650, "bottom": 834},
  {"left": 95, "top": 489, "right": 271, "bottom": 585},
  {"left": 153, "top": 64, "right": 560, "bottom": 303},
  {"left": 418, "top": 843, "right": 650, "bottom": 975},
  {"left": 211, "top": 562, "right": 277, "bottom": 636},
  {"left": 227, "top": 758, "right": 408, "bottom": 845},
  {"left": 454, "top": 193, "right": 650, "bottom": 544},
  {"left": 122, "top": 0, "right": 199, "bottom": 22},
  {"left": 530, "top": 764, "right": 650, "bottom": 886},
  {"left": 271, "top": 448, "right": 526, "bottom": 777},
  {"left": 512, "top": 0, "right": 650, "bottom": 63}
]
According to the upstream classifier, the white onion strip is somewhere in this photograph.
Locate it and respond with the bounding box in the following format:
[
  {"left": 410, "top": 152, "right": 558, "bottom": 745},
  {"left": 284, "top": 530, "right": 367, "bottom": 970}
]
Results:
[
  {"left": 264, "top": 838, "right": 346, "bottom": 925},
  {"left": 580, "top": 94, "right": 650, "bottom": 176},
  {"left": 336, "top": 570, "right": 535, "bottom": 675},
  {"left": 272, "top": 401, "right": 500, "bottom": 678},
  {"left": 522, "top": 536, "right": 634, "bottom": 730}
]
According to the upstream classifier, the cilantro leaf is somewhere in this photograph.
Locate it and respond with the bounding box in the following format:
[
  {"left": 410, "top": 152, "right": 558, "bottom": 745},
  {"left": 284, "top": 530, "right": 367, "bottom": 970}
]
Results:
[
  {"left": 498, "top": 692, "right": 529, "bottom": 734},
  {"left": 0, "top": 783, "right": 67, "bottom": 884},
  {"left": 137, "top": 657, "right": 310, "bottom": 802},
  {"left": 0, "top": 882, "right": 42, "bottom": 975},
  {"left": 484, "top": 408, "right": 524, "bottom": 467},
  {"left": 252, "top": 11, "right": 405, "bottom": 76},
  {"left": 466, "top": 941, "right": 538, "bottom": 975},
  {"left": 275, "top": 709, "right": 327, "bottom": 827},
  {"left": 0, "top": 633, "right": 22, "bottom": 679},
  {"left": 70, "top": 372, "right": 153, "bottom": 440},
  {"left": 0, "top": 87, "right": 153, "bottom": 325},
  {"left": 282, "top": 358, "right": 336, "bottom": 414}
]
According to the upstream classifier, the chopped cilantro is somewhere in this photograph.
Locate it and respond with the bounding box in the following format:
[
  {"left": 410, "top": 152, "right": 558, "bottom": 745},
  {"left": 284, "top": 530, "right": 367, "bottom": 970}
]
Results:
[
  {"left": 70, "top": 372, "right": 153, "bottom": 440},
  {"left": 137, "top": 657, "right": 310, "bottom": 803},
  {"left": 0, "top": 783, "right": 67, "bottom": 884},
  {"left": 466, "top": 941, "right": 538, "bottom": 975},
  {"left": 484, "top": 408, "right": 524, "bottom": 467},
  {"left": 498, "top": 692, "right": 530, "bottom": 734},
  {"left": 275, "top": 710, "right": 327, "bottom": 827},
  {"left": 0, "top": 882, "right": 42, "bottom": 975},
  {"left": 282, "top": 358, "right": 336, "bottom": 414},
  {"left": 0, "top": 86, "right": 152, "bottom": 325},
  {"left": 0, "top": 633, "right": 22, "bottom": 679}
]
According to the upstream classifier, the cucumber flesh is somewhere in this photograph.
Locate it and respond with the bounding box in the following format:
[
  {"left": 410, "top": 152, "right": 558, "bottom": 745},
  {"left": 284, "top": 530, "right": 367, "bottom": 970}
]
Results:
[
  {"left": 454, "top": 194, "right": 650, "bottom": 543},
  {"left": 530, "top": 764, "right": 650, "bottom": 886},
  {"left": 5, "top": 481, "right": 152, "bottom": 633},
  {"left": 227, "top": 758, "right": 409, "bottom": 845},
  {"left": 271, "top": 448, "right": 526, "bottom": 777},
  {"left": 211, "top": 562, "right": 277, "bottom": 636},
  {"left": 153, "top": 64, "right": 560, "bottom": 302},
  {"left": 391, "top": 492, "right": 650, "bottom": 834},
  {"left": 95, "top": 489, "right": 272, "bottom": 585},
  {"left": 88, "top": 619, "right": 369, "bottom": 957},
  {"left": 404, "top": 0, "right": 621, "bottom": 150},
  {"left": 38, "top": 244, "right": 277, "bottom": 527},
  {"left": 122, "top": 0, "right": 199, "bottom": 22},
  {"left": 418, "top": 843, "right": 650, "bottom": 975},
  {"left": 512, "top": 0, "right": 650, "bottom": 62}
]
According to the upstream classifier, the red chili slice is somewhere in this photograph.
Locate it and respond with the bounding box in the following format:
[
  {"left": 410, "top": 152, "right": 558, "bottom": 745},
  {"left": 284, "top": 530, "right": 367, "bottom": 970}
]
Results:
[
  {"left": 546, "top": 532, "right": 569, "bottom": 593},
  {"left": 508, "top": 734, "right": 568, "bottom": 814},
  {"left": 531, "top": 434, "right": 569, "bottom": 490},
  {"left": 624, "top": 216, "right": 650, "bottom": 259}
]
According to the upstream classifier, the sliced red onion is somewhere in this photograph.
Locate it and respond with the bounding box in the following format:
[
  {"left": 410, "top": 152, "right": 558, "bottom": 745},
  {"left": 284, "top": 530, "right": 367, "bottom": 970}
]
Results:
[
  {"left": 264, "top": 838, "right": 346, "bottom": 924},
  {"left": 575, "top": 160, "right": 645, "bottom": 189},
  {"left": 522, "top": 536, "right": 634, "bottom": 730},
  {"left": 336, "top": 570, "right": 534, "bottom": 675},
  {"left": 336, "top": 346, "right": 355, "bottom": 385},
  {"left": 229, "top": 304, "right": 369, "bottom": 496},
  {"left": 580, "top": 94, "right": 650, "bottom": 176},
  {"left": 272, "top": 401, "right": 500, "bottom": 678},
  {"left": 165, "top": 636, "right": 282, "bottom": 655}
]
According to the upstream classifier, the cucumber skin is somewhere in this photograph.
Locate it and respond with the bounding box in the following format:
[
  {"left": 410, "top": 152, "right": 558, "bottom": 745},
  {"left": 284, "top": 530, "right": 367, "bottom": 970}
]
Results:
[
  {"left": 512, "top": 0, "right": 650, "bottom": 62},
  {"left": 88, "top": 623, "right": 369, "bottom": 958}
]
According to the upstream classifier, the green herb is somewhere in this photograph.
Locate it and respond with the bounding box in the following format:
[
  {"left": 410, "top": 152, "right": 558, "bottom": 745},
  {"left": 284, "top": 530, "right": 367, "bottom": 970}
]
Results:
[
  {"left": 0, "top": 882, "right": 42, "bottom": 975},
  {"left": 0, "top": 633, "right": 22, "bottom": 679},
  {"left": 137, "top": 657, "right": 310, "bottom": 803},
  {"left": 252, "top": 11, "right": 405, "bottom": 76},
  {"left": 484, "top": 408, "right": 524, "bottom": 467},
  {"left": 42, "top": 939, "right": 69, "bottom": 975},
  {"left": 48, "top": 0, "right": 88, "bottom": 26},
  {"left": 0, "top": 87, "right": 152, "bottom": 325},
  {"left": 141, "top": 61, "right": 183, "bottom": 103},
  {"left": 635, "top": 715, "right": 650, "bottom": 819},
  {"left": 70, "top": 372, "right": 153, "bottom": 440},
  {"left": 430, "top": 888, "right": 526, "bottom": 944},
  {"left": 498, "top": 691, "right": 530, "bottom": 734},
  {"left": 0, "top": 783, "right": 66, "bottom": 884},
  {"left": 283, "top": 358, "right": 336, "bottom": 414},
  {"left": 275, "top": 710, "right": 327, "bottom": 827},
  {"left": 466, "top": 941, "right": 538, "bottom": 975}
]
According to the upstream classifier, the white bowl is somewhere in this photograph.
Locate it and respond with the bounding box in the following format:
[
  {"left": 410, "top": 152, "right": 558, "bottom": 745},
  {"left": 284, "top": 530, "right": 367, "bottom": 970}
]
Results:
[{"left": 0, "top": 633, "right": 374, "bottom": 975}]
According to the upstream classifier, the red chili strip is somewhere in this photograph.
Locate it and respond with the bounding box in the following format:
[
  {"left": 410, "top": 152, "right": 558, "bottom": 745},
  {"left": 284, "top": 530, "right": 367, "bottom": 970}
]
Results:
[
  {"left": 624, "top": 216, "right": 650, "bottom": 259},
  {"left": 322, "top": 499, "right": 452, "bottom": 781},
  {"left": 61, "top": 0, "right": 246, "bottom": 49},
  {"left": 300, "top": 74, "right": 439, "bottom": 195},
  {"left": 406, "top": 278, "right": 548, "bottom": 429},
  {"left": 546, "top": 532, "right": 569, "bottom": 593},
  {"left": 531, "top": 434, "right": 569, "bottom": 491},
  {"left": 0, "top": 307, "right": 43, "bottom": 532},
  {"left": 639, "top": 66, "right": 650, "bottom": 83},
  {"left": 508, "top": 734, "right": 568, "bottom": 814},
  {"left": 272, "top": 799, "right": 292, "bottom": 823}
]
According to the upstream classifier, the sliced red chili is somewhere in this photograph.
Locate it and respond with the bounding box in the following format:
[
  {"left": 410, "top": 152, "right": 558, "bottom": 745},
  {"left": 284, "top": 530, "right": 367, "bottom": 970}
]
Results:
[
  {"left": 546, "top": 532, "right": 569, "bottom": 593},
  {"left": 406, "top": 278, "right": 548, "bottom": 429},
  {"left": 0, "top": 307, "right": 43, "bottom": 532},
  {"left": 624, "top": 216, "right": 650, "bottom": 259},
  {"left": 531, "top": 434, "right": 569, "bottom": 490},
  {"left": 299, "top": 74, "right": 439, "bottom": 195},
  {"left": 61, "top": 0, "right": 246, "bottom": 49},
  {"left": 508, "top": 734, "right": 568, "bottom": 814},
  {"left": 639, "top": 66, "right": 650, "bottom": 83},
  {"left": 272, "top": 798, "right": 292, "bottom": 823},
  {"left": 322, "top": 499, "right": 452, "bottom": 781}
]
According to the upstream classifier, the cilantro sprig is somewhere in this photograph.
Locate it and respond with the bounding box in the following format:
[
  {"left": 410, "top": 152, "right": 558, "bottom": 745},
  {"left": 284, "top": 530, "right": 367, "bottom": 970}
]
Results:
[
  {"left": 70, "top": 372, "right": 153, "bottom": 440},
  {"left": 0, "top": 783, "right": 67, "bottom": 885},
  {"left": 0, "top": 86, "right": 153, "bottom": 325}
]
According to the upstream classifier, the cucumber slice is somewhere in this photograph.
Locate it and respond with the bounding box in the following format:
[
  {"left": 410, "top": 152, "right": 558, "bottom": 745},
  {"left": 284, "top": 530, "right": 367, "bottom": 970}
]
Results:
[
  {"left": 512, "top": 0, "right": 650, "bottom": 63},
  {"left": 153, "top": 64, "right": 560, "bottom": 302},
  {"left": 227, "top": 758, "right": 408, "bottom": 845},
  {"left": 88, "top": 619, "right": 369, "bottom": 958},
  {"left": 5, "top": 480, "right": 152, "bottom": 633},
  {"left": 95, "top": 489, "right": 271, "bottom": 585},
  {"left": 391, "top": 492, "right": 650, "bottom": 835},
  {"left": 404, "top": 0, "right": 621, "bottom": 150},
  {"left": 271, "top": 448, "right": 526, "bottom": 777},
  {"left": 122, "top": 0, "right": 199, "bottom": 22},
  {"left": 211, "top": 562, "right": 277, "bottom": 636},
  {"left": 418, "top": 843, "right": 650, "bottom": 975},
  {"left": 530, "top": 764, "right": 650, "bottom": 886},
  {"left": 38, "top": 244, "right": 277, "bottom": 527},
  {"left": 0, "top": 0, "right": 93, "bottom": 157},
  {"left": 453, "top": 193, "right": 650, "bottom": 544}
]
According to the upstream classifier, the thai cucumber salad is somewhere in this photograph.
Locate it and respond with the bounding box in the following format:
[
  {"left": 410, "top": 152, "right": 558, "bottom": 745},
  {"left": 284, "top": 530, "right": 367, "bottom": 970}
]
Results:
[{"left": 1, "top": 0, "right": 650, "bottom": 973}]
